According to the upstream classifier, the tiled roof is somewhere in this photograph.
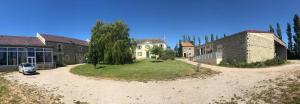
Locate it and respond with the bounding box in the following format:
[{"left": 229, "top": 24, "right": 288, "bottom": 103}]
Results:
[
  {"left": 136, "top": 39, "right": 164, "bottom": 44},
  {"left": 181, "top": 42, "right": 194, "bottom": 47},
  {"left": 0, "top": 35, "right": 45, "bottom": 46},
  {"left": 244, "top": 30, "right": 272, "bottom": 33},
  {"left": 39, "top": 33, "right": 88, "bottom": 46}
]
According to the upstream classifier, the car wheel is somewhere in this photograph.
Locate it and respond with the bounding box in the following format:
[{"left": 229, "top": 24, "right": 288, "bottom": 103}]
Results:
[{"left": 22, "top": 70, "right": 25, "bottom": 75}]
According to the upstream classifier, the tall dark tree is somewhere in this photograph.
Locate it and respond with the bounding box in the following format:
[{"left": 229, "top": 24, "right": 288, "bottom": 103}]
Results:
[
  {"left": 205, "top": 35, "right": 209, "bottom": 43},
  {"left": 276, "top": 23, "right": 282, "bottom": 40},
  {"left": 224, "top": 34, "right": 226, "bottom": 37},
  {"left": 211, "top": 34, "right": 214, "bottom": 42},
  {"left": 287, "top": 23, "right": 293, "bottom": 51},
  {"left": 293, "top": 14, "right": 300, "bottom": 55},
  {"left": 269, "top": 25, "right": 275, "bottom": 33},
  {"left": 216, "top": 35, "right": 219, "bottom": 40},
  {"left": 192, "top": 35, "right": 195, "bottom": 45},
  {"left": 188, "top": 35, "right": 191, "bottom": 41},
  {"left": 197, "top": 36, "right": 201, "bottom": 46}
]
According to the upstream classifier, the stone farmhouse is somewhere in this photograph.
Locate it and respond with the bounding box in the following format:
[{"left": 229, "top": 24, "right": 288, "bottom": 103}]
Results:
[
  {"left": 179, "top": 42, "right": 195, "bottom": 58},
  {"left": 0, "top": 33, "right": 88, "bottom": 70},
  {"left": 135, "top": 39, "right": 167, "bottom": 59},
  {"left": 195, "top": 30, "right": 287, "bottom": 65}
]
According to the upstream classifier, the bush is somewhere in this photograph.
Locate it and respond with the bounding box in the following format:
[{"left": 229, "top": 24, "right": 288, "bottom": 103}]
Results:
[
  {"left": 159, "top": 49, "right": 175, "bottom": 60},
  {"left": 219, "top": 57, "right": 286, "bottom": 68}
]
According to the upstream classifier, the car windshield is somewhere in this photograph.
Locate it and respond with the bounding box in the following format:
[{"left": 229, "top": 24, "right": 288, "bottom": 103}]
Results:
[{"left": 23, "top": 64, "right": 33, "bottom": 67}]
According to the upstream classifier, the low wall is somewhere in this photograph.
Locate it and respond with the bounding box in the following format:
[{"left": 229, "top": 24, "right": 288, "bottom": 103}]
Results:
[
  {"left": 196, "top": 52, "right": 222, "bottom": 65},
  {"left": 0, "top": 66, "right": 18, "bottom": 72}
]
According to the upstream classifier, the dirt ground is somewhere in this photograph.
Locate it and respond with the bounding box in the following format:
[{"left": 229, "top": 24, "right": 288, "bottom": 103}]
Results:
[{"left": 3, "top": 60, "right": 300, "bottom": 104}]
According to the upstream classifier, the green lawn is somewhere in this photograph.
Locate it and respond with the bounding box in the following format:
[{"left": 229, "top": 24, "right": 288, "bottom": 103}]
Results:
[{"left": 71, "top": 60, "right": 218, "bottom": 81}]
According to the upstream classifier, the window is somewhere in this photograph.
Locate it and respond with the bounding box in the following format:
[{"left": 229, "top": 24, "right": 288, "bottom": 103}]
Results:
[
  {"left": 44, "top": 52, "right": 52, "bottom": 62},
  {"left": 160, "top": 44, "right": 163, "bottom": 48},
  {"left": 137, "top": 45, "right": 142, "bottom": 49},
  {"left": 0, "top": 51, "right": 7, "bottom": 65},
  {"left": 57, "top": 44, "right": 63, "bottom": 52},
  {"left": 79, "top": 46, "right": 83, "bottom": 52},
  {"left": 189, "top": 48, "right": 191, "bottom": 50},
  {"left": 18, "top": 52, "right": 27, "bottom": 64},
  {"left": 27, "top": 48, "right": 35, "bottom": 57},
  {"left": 138, "top": 52, "right": 142, "bottom": 56},
  {"left": 189, "top": 53, "right": 191, "bottom": 55},
  {"left": 36, "top": 52, "right": 44, "bottom": 63},
  {"left": 8, "top": 52, "right": 17, "bottom": 65}
]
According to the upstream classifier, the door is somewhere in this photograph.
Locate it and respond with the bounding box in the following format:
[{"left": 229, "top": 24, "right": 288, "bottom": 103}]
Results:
[{"left": 27, "top": 57, "right": 36, "bottom": 66}]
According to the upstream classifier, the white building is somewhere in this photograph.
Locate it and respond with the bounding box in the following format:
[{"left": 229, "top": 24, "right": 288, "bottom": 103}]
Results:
[{"left": 135, "top": 39, "right": 167, "bottom": 59}]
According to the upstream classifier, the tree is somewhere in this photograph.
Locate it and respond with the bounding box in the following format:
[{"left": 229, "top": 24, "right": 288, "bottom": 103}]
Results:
[
  {"left": 293, "top": 14, "right": 300, "bottom": 55},
  {"left": 211, "top": 34, "right": 214, "bottom": 42},
  {"left": 216, "top": 35, "right": 219, "bottom": 40},
  {"left": 192, "top": 35, "right": 195, "bottom": 45},
  {"left": 150, "top": 46, "right": 163, "bottom": 60},
  {"left": 88, "top": 20, "right": 133, "bottom": 66},
  {"left": 159, "top": 49, "right": 175, "bottom": 60},
  {"left": 276, "top": 23, "right": 282, "bottom": 40},
  {"left": 224, "top": 34, "right": 226, "bottom": 37},
  {"left": 188, "top": 35, "right": 191, "bottom": 41},
  {"left": 197, "top": 36, "right": 201, "bottom": 46},
  {"left": 287, "top": 23, "right": 293, "bottom": 51},
  {"left": 205, "top": 35, "right": 209, "bottom": 43},
  {"left": 269, "top": 25, "right": 275, "bottom": 33}
]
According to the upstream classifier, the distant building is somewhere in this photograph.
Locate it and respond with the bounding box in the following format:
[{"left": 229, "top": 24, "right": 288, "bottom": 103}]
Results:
[
  {"left": 134, "top": 39, "right": 167, "bottom": 59},
  {"left": 180, "top": 42, "right": 194, "bottom": 58},
  {"left": 196, "top": 30, "right": 287, "bottom": 65}
]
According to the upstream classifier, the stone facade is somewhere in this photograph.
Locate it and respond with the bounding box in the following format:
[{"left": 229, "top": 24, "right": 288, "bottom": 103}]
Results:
[
  {"left": 182, "top": 46, "right": 194, "bottom": 58},
  {"left": 46, "top": 41, "right": 88, "bottom": 65},
  {"left": 196, "top": 30, "right": 287, "bottom": 65}
]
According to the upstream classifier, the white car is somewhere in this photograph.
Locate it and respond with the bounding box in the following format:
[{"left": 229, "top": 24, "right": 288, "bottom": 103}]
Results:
[{"left": 18, "top": 63, "right": 37, "bottom": 75}]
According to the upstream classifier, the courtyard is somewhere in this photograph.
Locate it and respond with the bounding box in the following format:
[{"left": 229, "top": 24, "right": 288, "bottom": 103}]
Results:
[{"left": 1, "top": 59, "right": 299, "bottom": 104}]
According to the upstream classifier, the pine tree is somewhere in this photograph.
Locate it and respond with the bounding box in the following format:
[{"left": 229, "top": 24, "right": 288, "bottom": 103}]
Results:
[
  {"left": 269, "top": 25, "right": 275, "bottom": 33},
  {"left": 276, "top": 23, "right": 282, "bottom": 40},
  {"left": 205, "top": 35, "right": 209, "bottom": 44},
  {"left": 192, "top": 35, "right": 195, "bottom": 45},
  {"left": 188, "top": 35, "right": 191, "bottom": 41},
  {"left": 293, "top": 14, "right": 300, "bottom": 55},
  {"left": 211, "top": 34, "right": 214, "bottom": 42},
  {"left": 224, "top": 34, "right": 226, "bottom": 37},
  {"left": 287, "top": 23, "right": 293, "bottom": 51},
  {"left": 198, "top": 36, "right": 201, "bottom": 46}
]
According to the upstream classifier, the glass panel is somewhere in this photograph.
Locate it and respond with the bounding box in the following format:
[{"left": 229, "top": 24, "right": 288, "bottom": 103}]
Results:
[
  {"left": 0, "top": 48, "right": 7, "bottom": 52},
  {"left": 27, "top": 48, "right": 35, "bottom": 57},
  {"left": 36, "top": 48, "right": 43, "bottom": 51},
  {"left": 36, "top": 52, "right": 44, "bottom": 63},
  {"left": 8, "top": 48, "right": 17, "bottom": 52},
  {"left": 8, "top": 52, "right": 17, "bottom": 65},
  {"left": 0, "top": 52, "right": 7, "bottom": 65},
  {"left": 44, "top": 48, "right": 52, "bottom": 51},
  {"left": 18, "top": 52, "right": 27, "bottom": 64},
  {"left": 18, "top": 48, "right": 25, "bottom": 52},
  {"left": 44, "top": 52, "right": 52, "bottom": 62}
]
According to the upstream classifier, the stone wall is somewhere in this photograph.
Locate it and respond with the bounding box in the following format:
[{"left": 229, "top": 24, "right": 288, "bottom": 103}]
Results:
[
  {"left": 246, "top": 32, "right": 275, "bottom": 63},
  {"left": 47, "top": 41, "right": 88, "bottom": 65},
  {"left": 182, "top": 46, "right": 194, "bottom": 58},
  {"left": 215, "top": 32, "right": 248, "bottom": 62}
]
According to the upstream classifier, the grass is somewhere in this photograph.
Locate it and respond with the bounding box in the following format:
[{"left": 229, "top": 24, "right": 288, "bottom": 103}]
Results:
[
  {"left": 0, "top": 83, "right": 6, "bottom": 96},
  {"left": 219, "top": 57, "right": 287, "bottom": 68},
  {"left": 71, "top": 60, "right": 218, "bottom": 81}
]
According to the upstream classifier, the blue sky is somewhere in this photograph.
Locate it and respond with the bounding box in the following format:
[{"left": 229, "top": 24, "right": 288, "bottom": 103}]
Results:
[{"left": 0, "top": 0, "right": 300, "bottom": 48}]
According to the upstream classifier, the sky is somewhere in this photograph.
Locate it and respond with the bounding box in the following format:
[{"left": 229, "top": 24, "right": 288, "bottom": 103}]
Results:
[{"left": 0, "top": 0, "right": 300, "bottom": 48}]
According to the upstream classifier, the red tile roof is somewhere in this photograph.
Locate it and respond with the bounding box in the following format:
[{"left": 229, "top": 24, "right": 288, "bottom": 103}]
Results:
[
  {"left": 181, "top": 42, "right": 194, "bottom": 47},
  {"left": 40, "top": 33, "right": 88, "bottom": 46},
  {"left": 136, "top": 39, "right": 165, "bottom": 44},
  {"left": 0, "top": 35, "right": 45, "bottom": 46},
  {"left": 244, "top": 30, "right": 272, "bottom": 33}
]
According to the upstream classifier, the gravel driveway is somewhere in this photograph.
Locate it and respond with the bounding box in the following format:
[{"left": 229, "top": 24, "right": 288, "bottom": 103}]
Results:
[{"left": 3, "top": 60, "right": 300, "bottom": 104}]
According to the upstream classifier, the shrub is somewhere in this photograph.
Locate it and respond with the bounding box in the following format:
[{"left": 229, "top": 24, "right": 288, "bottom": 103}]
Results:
[
  {"left": 159, "top": 49, "right": 175, "bottom": 60},
  {"left": 219, "top": 57, "right": 286, "bottom": 68}
]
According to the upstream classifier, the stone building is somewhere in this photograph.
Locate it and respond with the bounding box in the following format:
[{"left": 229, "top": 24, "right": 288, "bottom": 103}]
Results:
[
  {"left": 37, "top": 33, "right": 88, "bottom": 65},
  {"left": 135, "top": 39, "right": 167, "bottom": 59},
  {"left": 0, "top": 33, "right": 88, "bottom": 71},
  {"left": 196, "top": 30, "right": 287, "bottom": 65},
  {"left": 180, "top": 42, "right": 194, "bottom": 58}
]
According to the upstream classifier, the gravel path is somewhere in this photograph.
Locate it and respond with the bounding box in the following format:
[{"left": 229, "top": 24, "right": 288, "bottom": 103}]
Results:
[{"left": 3, "top": 60, "right": 300, "bottom": 104}]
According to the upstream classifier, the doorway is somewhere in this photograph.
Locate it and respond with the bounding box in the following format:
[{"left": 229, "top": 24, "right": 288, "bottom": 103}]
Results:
[
  {"left": 27, "top": 57, "right": 36, "bottom": 66},
  {"left": 146, "top": 51, "right": 150, "bottom": 58}
]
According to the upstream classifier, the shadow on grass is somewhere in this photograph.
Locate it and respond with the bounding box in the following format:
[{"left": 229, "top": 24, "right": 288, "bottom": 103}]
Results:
[
  {"left": 150, "top": 60, "right": 164, "bottom": 63},
  {"left": 96, "top": 66, "right": 106, "bottom": 69}
]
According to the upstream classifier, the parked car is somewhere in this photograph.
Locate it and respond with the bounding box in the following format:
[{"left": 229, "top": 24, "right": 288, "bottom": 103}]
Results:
[{"left": 19, "top": 63, "right": 37, "bottom": 75}]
